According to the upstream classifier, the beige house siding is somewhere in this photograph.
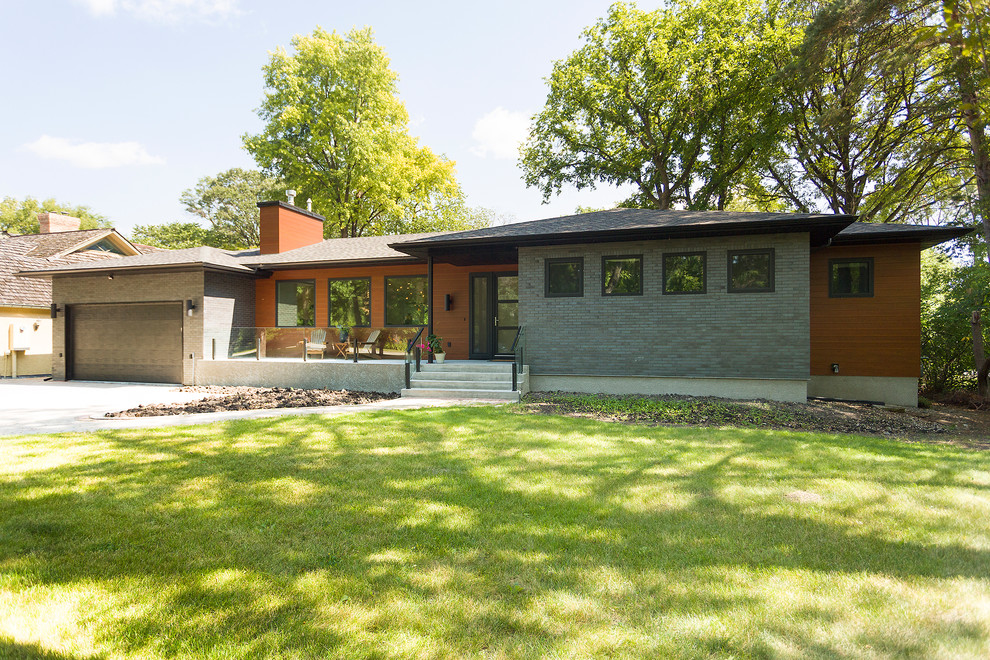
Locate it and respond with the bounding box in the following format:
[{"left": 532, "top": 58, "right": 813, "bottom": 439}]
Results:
[{"left": 0, "top": 306, "right": 52, "bottom": 377}]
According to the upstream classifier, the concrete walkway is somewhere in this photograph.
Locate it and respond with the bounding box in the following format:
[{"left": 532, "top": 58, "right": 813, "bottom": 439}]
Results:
[{"left": 0, "top": 378, "right": 495, "bottom": 437}]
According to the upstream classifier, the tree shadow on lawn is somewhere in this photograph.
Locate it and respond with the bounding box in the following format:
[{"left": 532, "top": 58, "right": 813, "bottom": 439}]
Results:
[{"left": 1, "top": 408, "right": 988, "bottom": 657}]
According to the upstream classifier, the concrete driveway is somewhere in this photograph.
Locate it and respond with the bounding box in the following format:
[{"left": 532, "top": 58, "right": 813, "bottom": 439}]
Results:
[{"left": 0, "top": 378, "right": 484, "bottom": 437}]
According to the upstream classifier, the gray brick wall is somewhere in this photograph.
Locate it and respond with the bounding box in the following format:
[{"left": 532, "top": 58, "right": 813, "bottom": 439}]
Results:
[
  {"left": 518, "top": 233, "right": 809, "bottom": 380},
  {"left": 52, "top": 270, "right": 205, "bottom": 383},
  {"left": 204, "top": 272, "right": 256, "bottom": 359}
]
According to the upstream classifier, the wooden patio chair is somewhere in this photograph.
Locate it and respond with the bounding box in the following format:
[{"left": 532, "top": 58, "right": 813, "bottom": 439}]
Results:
[
  {"left": 356, "top": 329, "right": 384, "bottom": 358},
  {"left": 305, "top": 329, "right": 327, "bottom": 358}
]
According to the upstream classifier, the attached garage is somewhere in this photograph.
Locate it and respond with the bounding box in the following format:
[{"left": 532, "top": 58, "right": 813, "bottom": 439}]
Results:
[{"left": 67, "top": 302, "right": 183, "bottom": 383}]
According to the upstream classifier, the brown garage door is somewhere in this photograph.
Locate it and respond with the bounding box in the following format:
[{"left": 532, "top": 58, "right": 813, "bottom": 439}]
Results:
[{"left": 68, "top": 302, "right": 183, "bottom": 383}]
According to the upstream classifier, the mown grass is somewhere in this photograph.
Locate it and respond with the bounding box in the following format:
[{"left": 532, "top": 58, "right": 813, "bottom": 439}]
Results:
[{"left": 1, "top": 407, "right": 989, "bottom": 659}]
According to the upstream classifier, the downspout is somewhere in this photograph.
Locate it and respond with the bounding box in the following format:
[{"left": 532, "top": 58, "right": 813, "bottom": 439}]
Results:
[{"left": 427, "top": 253, "right": 434, "bottom": 364}]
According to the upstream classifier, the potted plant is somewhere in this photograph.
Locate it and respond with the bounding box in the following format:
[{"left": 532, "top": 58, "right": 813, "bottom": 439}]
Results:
[
  {"left": 426, "top": 334, "right": 446, "bottom": 364},
  {"left": 338, "top": 325, "right": 351, "bottom": 342}
]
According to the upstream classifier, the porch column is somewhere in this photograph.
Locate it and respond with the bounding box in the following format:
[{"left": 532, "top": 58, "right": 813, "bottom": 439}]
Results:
[{"left": 427, "top": 253, "right": 434, "bottom": 364}]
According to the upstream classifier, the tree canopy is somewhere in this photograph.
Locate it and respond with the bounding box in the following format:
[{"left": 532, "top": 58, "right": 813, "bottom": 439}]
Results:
[
  {"left": 179, "top": 167, "right": 283, "bottom": 249},
  {"left": 243, "top": 27, "right": 472, "bottom": 238},
  {"left": 0, "top": 196, "right": 110, "bottom": 234},
  {"left": 520, "top": 0, "right": 799, "bottom": 211},
  {"left": 130, "top": 222, "right": 214, "bottom": 250}
]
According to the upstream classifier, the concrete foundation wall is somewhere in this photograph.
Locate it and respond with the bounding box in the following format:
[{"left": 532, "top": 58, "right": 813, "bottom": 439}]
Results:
[
  {"left": 531, "top": 374, "right": 808, "bottom": 403},
  {"left": 518, "top": 233, "right": 810, "bottom": 381},
  {"left": 195, "top": 359, "right": 405, "bottom": 393},
  {"left": 808, "top": 375, "right": 918, "bottom": 407}
]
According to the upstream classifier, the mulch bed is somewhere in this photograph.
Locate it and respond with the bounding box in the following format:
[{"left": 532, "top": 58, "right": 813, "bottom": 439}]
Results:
[
  {"left": 106, "top": 386, "right": 398, "bottom": 417},
  {"left": 519, "top": 392, "right": 990, "bottom": 449}
]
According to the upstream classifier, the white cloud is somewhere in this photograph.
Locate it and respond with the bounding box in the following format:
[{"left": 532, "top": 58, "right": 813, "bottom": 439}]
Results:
[
  {"left": 471, "top": 107, "right": 531, "bottom": 160},
  {"left": 23, "top": 135, "right": 166, "bottom": 169},
  {"left": 73, "top": 0, "right": 241, "bottom": 22}
]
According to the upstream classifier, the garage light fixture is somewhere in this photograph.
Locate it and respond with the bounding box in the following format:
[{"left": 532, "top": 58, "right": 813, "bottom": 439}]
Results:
[
  {"left": 50, "top": 303, "right": 61, "bottom": 319},
  {"left": 186, "top": 299, "right": 196, "bottom": 317}
]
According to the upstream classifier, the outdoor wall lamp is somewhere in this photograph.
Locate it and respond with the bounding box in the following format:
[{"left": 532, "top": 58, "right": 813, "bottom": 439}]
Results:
[
  {"left": 186, "top": 299, "right": 196, "bottom": 317},
  {"left": 444, "top": 294, "right": 453, "bottom": 311},
  {"left": 831, "top": 363, "right": 839, "bottom": 374},
  {"left": 50, "top": 303, "right": 61, "bottom": 319},
  {"left": 107, "top": 273, "right": 114, "bottom": 280}
]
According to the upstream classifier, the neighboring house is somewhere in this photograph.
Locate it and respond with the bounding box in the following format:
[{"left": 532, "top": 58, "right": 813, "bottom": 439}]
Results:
[
  {"left": 1, "top": 212, "right": 150, "bottom": 377},
  {"left": 18, "top": 201, "right": 967, "bottom": 406}
]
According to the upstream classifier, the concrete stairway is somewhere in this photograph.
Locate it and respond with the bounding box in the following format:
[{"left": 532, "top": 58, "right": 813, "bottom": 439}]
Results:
[{"left": 401, "top": 362, "right": 524, "bottom": 401}]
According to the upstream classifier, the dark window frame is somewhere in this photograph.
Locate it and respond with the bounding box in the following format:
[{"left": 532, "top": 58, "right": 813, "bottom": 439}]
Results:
[
  {"left": 544, "top": 257, "right": 584, "bottom": 298},
  {"left": 828, "top": 257, "right": 875, "bottom": 298},
  {"left": 662, "top": 251, "right": 707, "bottom": 295},
  {"left": 727, "top": 248, "right": 775, "bottom": 293},
  {"left": 328, "top": 277, "right": 372, "bottom": 327},
  {"left": 601, "top": 254, "right": 644, "bottom": 296},
  {"left": 275, "top": 279, "right": 317, "bottom": 328},
  {"left": 384, "top": 274, "right": 429, "bottom": 327}
]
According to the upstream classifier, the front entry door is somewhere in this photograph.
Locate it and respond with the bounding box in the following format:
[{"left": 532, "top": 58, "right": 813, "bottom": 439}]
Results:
[{"left": 469, "top": 273, "right": 518, "bottom": 359}]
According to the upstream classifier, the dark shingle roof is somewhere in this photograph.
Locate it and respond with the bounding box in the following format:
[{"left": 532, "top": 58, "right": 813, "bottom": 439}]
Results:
[
  {"left": 390, "top": 209, "right": 856, "bottom": 254},
  {"left": 16, "top": 246, "right": 252, "bottom": 278},
  {"left": 834, "top": 222, "right": 971, "bottom": 247},
  {"left": 2, "top": 229, "right": 160, "bottom": 308},
  {"left": 238, "top": 232, "right": 448, "bottom": 268}
]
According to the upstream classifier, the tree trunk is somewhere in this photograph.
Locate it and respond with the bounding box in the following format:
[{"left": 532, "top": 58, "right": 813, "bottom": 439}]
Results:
[{"left": 972, "top": 311, "right": 988, "bottom": 398}]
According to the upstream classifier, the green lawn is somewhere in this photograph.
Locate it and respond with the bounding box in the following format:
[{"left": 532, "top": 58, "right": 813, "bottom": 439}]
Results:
[{"left": 1, "top": 408, "right": 989, "bottom": 659}]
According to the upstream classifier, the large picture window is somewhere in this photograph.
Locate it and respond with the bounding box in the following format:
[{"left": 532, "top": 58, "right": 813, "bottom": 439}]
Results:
[
  {"left": 663, "top": 252, "right": 706, "bottom": 294},
  {"left": 545, "top": 258, "right": 583, "bottom": 297},
  {"left": 602, "top": 255, "right": 643, "bottom": 296},
  {"left": 276, "top": 280, "right": 316, "bottom": 327},
  {"left": 829, "top": 258, "right": 874, "bottom": 297},
  {"left": 728, "top": 249, "right": 775, "bottom": 293},
  {"left": 329, "top": 278, "right": 371, "bottom": 326},
  {"left": 385, "top": 276, "right": 428, "bottom": 326}
]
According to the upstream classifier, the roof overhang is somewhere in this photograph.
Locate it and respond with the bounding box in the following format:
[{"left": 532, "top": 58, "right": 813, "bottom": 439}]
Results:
[
  {"left": 16, "top": 262, "right": 255, "bottom": 278},
  {"left": 830, "top": 226, "right": 973, "bottom": 248},
  {"left": 390, "top": 215, "right": 856, "bottom": 259},
  {"left": 244, "top": 255, "right": 425, "bottom": 270}
]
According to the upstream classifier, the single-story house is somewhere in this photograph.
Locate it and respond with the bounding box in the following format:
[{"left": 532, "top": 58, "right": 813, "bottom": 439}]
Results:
[
  {"left": 1, "top": 212, "right": 151, "bottom": 377},
  {"left": 17, "top": 201, "right": 967, "bottom": 406}
]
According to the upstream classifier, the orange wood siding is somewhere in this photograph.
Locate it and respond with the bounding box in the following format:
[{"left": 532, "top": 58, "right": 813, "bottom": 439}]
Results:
[
  {"left": 255, "top": 262, "right": 517, "bottom": 360},
  {"left": 258, "top": 204, "right": 324, "bottom": 254},
  {"left": 810, "top": 243, "right": 921, "bottom": 378}
]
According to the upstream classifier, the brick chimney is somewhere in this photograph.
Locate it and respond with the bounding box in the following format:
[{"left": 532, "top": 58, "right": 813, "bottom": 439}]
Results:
[
  {"left": 38, "top": 212, "right": 82, "bottom": 233},
  {"left": 258, "top": 201, "right": 325, "bottom": 254}
]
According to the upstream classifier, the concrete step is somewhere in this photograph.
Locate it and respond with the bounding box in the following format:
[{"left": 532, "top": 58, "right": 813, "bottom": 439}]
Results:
[
  {"left": 408, "top": 378, "right": 514, "bottom": 390},
  {"left": 419, "top": 362, "right": 515, "bottom": 373},
  {"left": 401, "top": 388, "right": 520, "bottom": 401},
  {"left": 411, "top": 371, "right": 512, "bottom": 382}
]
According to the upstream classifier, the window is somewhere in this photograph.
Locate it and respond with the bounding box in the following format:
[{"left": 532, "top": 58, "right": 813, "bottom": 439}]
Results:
[
  {"left": 602, "top": 255, "right": 643, "bottom": 296},
  {"left": 663, "top": 252, "right": 706, "bottom": 294},
  {"left": 385, "top": 276, "right": 428, "bottom": 326},
  {"left": 329, "top": 278, "right": 371, "bottom": 326},
  {"left": 276, "top": 280, "right": 315, "bottom": 327},
  {"left": 545, "top": 258, "right": 583, "bottom": 297},
  {"left": 829, "top": 258, "right": 874, "bottom": 297},
  {"left": 82, "top": 238, "right": 126, "bottom": 255},
  {"left": 728, "top": 249, "right": 774, "bottom": 293}
]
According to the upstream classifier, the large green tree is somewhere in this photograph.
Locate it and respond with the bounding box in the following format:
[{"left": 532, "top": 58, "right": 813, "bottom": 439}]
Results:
[
  {"left": 520, "top": 0, "right": 799, "bottom": 210},
  {"left": 0, "top": 196, "right": 110, "bottom": 234},
  {"left": 243, "top": 27, "right": 468, "bottom": 238},
  {"left": 130, "top": 222, "right": 213, "bottom": 250},
  {"left": 747, "top": 0, "right": 966, "bottom": 223},
  {"left": 179, "top": 167, "right": 283, "bottom": 248}
]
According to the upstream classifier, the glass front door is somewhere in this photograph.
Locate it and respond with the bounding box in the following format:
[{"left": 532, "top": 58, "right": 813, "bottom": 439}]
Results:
[{"left": 469, "top": 273, "right": 518, "bottom": 359}]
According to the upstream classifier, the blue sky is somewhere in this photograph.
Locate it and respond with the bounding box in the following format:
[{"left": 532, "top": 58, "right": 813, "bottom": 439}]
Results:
[{"left": 0, "top": 0, "right": 649, "bottom": 233}]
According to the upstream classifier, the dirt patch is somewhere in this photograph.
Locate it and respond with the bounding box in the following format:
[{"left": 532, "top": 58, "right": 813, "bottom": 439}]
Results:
[
  {"left": 107, "top": 386, "right": 398, "bottom": 417},
  {"left": 519, "top": 392, "right": 990, "bottom": 449}
]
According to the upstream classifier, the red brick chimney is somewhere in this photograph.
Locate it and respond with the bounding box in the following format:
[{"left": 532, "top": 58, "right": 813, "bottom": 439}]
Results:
[
  {"left": 38, "top": 212, "right": 82, "bottom": 233},
  {"left": 258, "top": 201, "right": 325, "bottom": 254}
]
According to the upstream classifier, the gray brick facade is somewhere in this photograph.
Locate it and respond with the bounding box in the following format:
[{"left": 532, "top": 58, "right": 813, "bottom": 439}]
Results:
[
  {"left": 518, "top": 233, "right": 810, "bottom": 380},
  {"left": 204, "top": 271, "right": 256, "bottom": 360},
  {"left": 52, "top": 270, "right": 206, "bottom": 384}
]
